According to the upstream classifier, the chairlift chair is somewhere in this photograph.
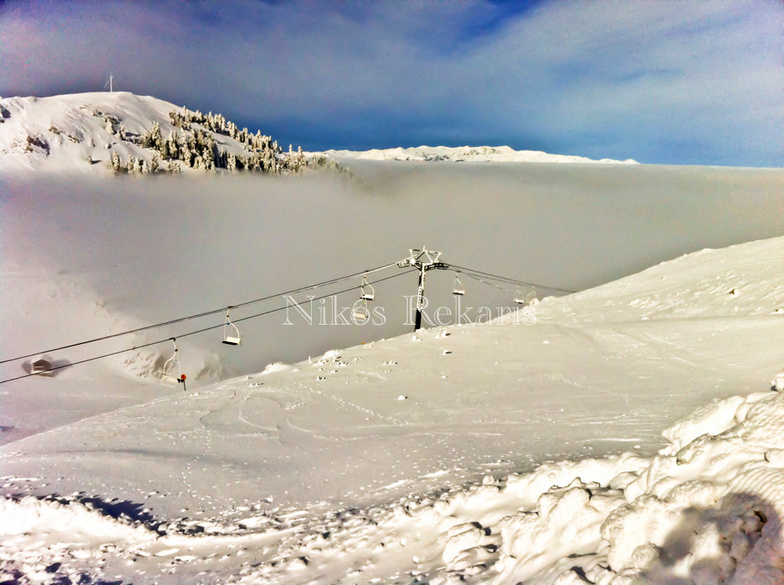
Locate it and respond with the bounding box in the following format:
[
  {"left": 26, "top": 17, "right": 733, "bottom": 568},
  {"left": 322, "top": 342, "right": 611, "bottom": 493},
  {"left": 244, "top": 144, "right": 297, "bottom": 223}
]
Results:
[
  {"left": 514, "top": 289, "right": 526, "bottom": 305},
  {"left": 30, "top": 355, "right": 53, "bottom": 376},
  {"left": 360, "top": 274, "right": 375, "bottom": 301},
  {"left": 161, "top": 339, "right": 187, "bottom": 389},
  {"left": 452, "top": 273, "right": 466, "bottom": 296},
  {"left": 222, "top": 308, "right": 242, "bottom": 346},
  {"left": 525, "top": 286, "right": 539, "bottom": 306},
  {"left": 352, "top": 298, "right": 370, "bottom": 324}
]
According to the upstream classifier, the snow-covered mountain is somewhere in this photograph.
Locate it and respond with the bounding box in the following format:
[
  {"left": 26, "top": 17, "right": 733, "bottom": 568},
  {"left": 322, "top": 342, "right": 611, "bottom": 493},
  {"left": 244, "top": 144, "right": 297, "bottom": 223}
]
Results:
[
  {"left": 327, "top": 145, "right": 637, "bottom": 164},
  {"left": 0, "top": 92, "right": 337, "bottom": 174},
  {"left": 0, "top": 92, "right": 635, "bottom": 174}
]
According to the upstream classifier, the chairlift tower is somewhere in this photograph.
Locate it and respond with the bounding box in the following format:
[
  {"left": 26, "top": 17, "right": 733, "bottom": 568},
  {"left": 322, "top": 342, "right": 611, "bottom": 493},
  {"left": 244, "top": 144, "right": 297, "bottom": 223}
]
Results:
[{"left": 398, "top": 246, "right": 449, "bottom": 331}]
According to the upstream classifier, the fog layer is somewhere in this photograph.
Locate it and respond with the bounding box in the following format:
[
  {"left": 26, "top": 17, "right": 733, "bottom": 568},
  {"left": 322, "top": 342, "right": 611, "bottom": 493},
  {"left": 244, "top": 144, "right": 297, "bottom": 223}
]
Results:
[{"left": 2, "top": 162, "right": 782, "bottom": 378}]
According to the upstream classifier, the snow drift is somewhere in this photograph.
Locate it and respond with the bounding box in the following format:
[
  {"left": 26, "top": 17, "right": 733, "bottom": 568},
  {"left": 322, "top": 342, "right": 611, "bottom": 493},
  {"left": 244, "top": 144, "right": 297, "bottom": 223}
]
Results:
[{"left": 3, "top": 391, "right": 784, "bottom": 584}]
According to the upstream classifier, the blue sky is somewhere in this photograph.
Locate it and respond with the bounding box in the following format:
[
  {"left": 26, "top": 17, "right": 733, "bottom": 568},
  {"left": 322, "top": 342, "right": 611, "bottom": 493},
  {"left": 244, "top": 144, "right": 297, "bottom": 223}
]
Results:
[{"left": 0, "top": 0, "right": 781, "bottom": 166}]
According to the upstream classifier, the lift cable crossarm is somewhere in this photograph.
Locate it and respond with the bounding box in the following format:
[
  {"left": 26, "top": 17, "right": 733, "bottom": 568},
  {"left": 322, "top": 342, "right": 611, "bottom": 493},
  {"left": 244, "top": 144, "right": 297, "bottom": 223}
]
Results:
[
  {"left": 0, "top": 270, "right": 416, "bottom": 386},
  {"left": 398, "top": 247, "right": 451, "bottom": 330}
]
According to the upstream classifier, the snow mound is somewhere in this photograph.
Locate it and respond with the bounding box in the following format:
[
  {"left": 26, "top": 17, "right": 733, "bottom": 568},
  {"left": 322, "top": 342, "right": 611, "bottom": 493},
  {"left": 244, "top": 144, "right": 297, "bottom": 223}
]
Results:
[
  {"left": 239, "top": 391, "right": 784, "bottom": 585},
  {"left": 326, "top": 145, "right": 637, "bottom": 164},
  {"left": 0, "top": 495, "right": 158, "bottom": 585},
  {"left": 11, "top": 388, "right": 780, "bottom": 584}
]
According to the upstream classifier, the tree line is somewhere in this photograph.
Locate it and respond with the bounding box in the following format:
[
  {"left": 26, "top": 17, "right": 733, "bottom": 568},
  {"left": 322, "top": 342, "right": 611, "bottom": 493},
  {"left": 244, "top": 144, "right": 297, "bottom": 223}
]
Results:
[{"left": 101, "top": 107, "right": 340, "bottom": 175}]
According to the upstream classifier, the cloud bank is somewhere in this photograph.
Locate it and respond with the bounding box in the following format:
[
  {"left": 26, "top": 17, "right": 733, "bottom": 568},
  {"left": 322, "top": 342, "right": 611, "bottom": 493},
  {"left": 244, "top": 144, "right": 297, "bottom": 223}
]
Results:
[{"left": 0, "top": 0, "right": 781, "bottom": 166}]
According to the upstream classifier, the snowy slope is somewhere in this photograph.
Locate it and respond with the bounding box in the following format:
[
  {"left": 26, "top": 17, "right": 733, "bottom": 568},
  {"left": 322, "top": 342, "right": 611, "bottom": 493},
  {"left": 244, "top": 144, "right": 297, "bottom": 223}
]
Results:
[
  {"left": 0, "top": 92, "right": 185, "bottom": 173},
  {"left": 326, "top": 145, "right": 637, "bottom": 164},
  {"left": 0, "top": 92, "right": 330, "bottom": 174},
  {"left": 535, "top": 236, "right": 784, "bottom": 322},
  {"left": 2, "top": 235, "right": 784, "bottom": 584}
]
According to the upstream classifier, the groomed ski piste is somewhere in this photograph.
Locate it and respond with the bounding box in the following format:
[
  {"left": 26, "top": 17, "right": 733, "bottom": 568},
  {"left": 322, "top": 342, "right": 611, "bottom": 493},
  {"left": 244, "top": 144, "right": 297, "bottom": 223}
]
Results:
[{"left": 2, "top": 233, "right": 784, "bottom": 585}]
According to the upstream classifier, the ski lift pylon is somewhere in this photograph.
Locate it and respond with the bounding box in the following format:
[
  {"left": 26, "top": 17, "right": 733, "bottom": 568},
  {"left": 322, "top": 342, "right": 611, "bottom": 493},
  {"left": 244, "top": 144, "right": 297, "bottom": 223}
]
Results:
[
  {"left": 222, "top": 308, "right": 241, "bottom": 346},
  {"left": 360, "top": 274, "right": 375, "bottom": 301},
  {"left": 161, "top": 338, "right": 187, "bottom": 390},
  {"left": 452, "top": 273, "right": 465, "bottom": 296}
]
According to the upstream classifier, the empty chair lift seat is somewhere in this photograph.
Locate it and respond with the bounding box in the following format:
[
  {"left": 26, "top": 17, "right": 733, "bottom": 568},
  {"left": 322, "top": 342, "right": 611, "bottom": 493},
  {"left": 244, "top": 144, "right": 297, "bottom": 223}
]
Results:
[{"left": 31, "top": 354, "right": 53, "bottom": 376}]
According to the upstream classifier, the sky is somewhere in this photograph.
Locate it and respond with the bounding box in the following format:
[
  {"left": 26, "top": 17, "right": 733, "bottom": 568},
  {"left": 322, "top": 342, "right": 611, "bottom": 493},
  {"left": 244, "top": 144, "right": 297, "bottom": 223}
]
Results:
[{"left": 0, "top": 0, "right": 782, "bottom": 167}]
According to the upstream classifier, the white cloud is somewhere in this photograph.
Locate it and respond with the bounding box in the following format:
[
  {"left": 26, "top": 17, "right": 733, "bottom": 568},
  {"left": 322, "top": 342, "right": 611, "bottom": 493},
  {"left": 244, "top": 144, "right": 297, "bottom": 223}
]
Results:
[{"left": 0, "top": 0, "right": 781, "bottom": 165}]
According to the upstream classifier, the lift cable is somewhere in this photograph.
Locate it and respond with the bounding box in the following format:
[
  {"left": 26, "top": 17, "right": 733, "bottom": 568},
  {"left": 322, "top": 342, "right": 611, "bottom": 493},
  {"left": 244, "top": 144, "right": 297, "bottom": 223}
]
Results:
[
  {"left": 0, "top": 270, "right": 415, "bottom": 386},
  {"left": 447, "top": 264, "right": 576, "bottom": 294},
  {"left": 458, "top": 270, "right": 517, "bottom": 293},
  {"left": 0, "top": 260, "right": 402, "bottom": 366}
]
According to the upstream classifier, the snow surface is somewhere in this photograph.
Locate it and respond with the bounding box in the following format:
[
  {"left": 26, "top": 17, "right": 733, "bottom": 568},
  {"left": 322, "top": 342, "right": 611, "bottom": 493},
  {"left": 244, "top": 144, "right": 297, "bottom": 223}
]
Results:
[
  {"left": 0, "top": 92, "right": 182, "bottom": 173},
  {"left": 326, "top": 145, "right": 637, "bottom": 164},
  {"left": 2, "top": 94, "right": 784, "bottom": 583},
  {"left": 2, "top": 232, "right": 784, "bottom": 583}
]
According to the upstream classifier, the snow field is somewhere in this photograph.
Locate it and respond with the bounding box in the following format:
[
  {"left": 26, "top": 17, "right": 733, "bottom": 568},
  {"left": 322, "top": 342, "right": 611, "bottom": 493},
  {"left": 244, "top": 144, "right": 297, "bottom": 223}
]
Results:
[
  {"left": 195, "top": 391, "right": 784, "bottom": 584},
  {"left": 4, "top": 390, "right": 784, "bottom": 584}
]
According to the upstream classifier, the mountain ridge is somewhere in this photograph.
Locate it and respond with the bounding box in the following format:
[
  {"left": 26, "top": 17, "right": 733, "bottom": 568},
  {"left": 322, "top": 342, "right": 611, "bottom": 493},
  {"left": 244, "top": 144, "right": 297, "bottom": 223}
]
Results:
[
  {"left": 328, "top": 144, "right": 638, "bottom": 164},
  {"left": 0, "top": 91, "right": 338, "bottom": 174},
  {"left": 0, "top": 92, "right": 636, "bottom": 173}
]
